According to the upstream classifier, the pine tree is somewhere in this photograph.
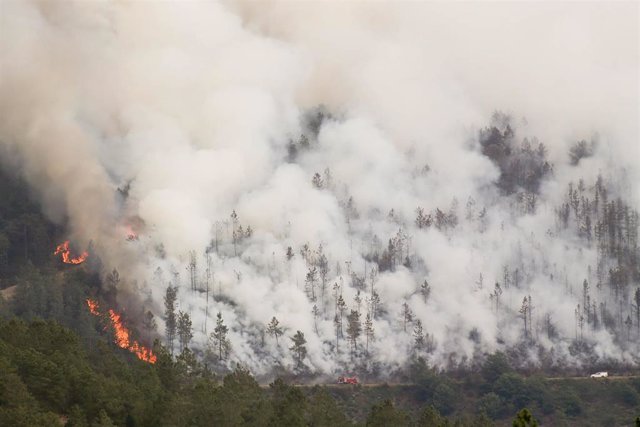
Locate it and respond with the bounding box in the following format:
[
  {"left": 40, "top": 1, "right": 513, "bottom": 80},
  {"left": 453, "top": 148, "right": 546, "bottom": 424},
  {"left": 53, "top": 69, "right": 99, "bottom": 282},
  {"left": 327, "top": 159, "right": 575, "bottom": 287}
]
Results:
[
  {"left": 493, "top": 283, "right": 503, "bottom": 314},
  {"left": 312, "top": 304, "right": 320, "bottom": 335},
  {"left": 177, "top": 311, "right": 193, "bottom": 353},
  {"left": 421, "top": 280, "right": 431, "bottom": 302},
  {"left": 317, "top": 246, "right": 329, "bottom": 313},
  {"left": 364, "top": 312, "right": 374, "bottom": 355},
  {"left": 142, "top": 309, "right": 157, "bottom": 341},
  {"left": 305, "top": 267, "right": 318, "bottom": 302},
  {"left": 413, "top": 319, "right": 425, "bottom": 351},
  {"left": 93, "top": 409, "right": 116, "bottom": 427},
  {"left": 211, "top": 312, "right": 231, "bottom": 361},
  {"left": 289, "top": 330, "right": 307, "bottom": 369},
  {"left": 346, "top": 309, "right": 361, "bottom": 355},
  {"left": 105, "top": 269, "right": 120, "bottom": 303},
  {"left": 354, "top": 290, "right": 362, "bottom": 313},
  {"left": 512, "top": 408, "right": 539, "bottom": 427},
  {"left": 519, "top": 297, "right": 529, "bottom": 339},
  {"left": 337, "top": 295, "right": 347, "bottom": 337},
  {"left": 164, "top": 286, "right": 177, "bottom": 355},
  {"left": 332, "top": 281, "right": 341, "bottom": 315},
  {"left": 230, "top": 210, "right": 239, "bottom": 256},
  {"left": 188, "top": 250, "right": 197, "bottom": 292},
  {"left": 583, "top": 279, "right": 590, "bottom": 324},
  {"left": 334, "top": 313, "right": 341, "bottom": 352},
  {"left": 527, "top": 295, "right": 533, "bottom": 338},
  {"left": 402, "top": 302, "right": 413, "bottom": 332},
  {"left": 574, "top": 304, "right": 584, "bottom": 341},
  {"left": 267, "top": 316, "right": 284, "bottom": 346},
  {"left": 370, "top": 291, "right": 381, "bottom": 319},
  {"left": 312, "top": 172, "right": 324, "bottom": 189},
  {"left": 415, "top": 207, "right": 432, "bottom": 229},
  {"left": 634, "top": 288, "right": 640, "bottom": 338}
]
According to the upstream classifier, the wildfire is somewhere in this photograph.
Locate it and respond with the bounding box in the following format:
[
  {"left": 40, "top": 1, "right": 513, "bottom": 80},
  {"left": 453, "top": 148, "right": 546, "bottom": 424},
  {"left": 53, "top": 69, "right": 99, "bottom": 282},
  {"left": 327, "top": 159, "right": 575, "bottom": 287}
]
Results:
[
  {"left": 123, "top": 221, "right": 142, "bottom": 241},
  {"left": 86, "top": 298, "right": 99, "bottom": 315},
  {"left": 54, "top": 241, "right": 89, "bottom": 264},
  {"left": 85, "top": 299, "right": 156, "bottom": 364}
]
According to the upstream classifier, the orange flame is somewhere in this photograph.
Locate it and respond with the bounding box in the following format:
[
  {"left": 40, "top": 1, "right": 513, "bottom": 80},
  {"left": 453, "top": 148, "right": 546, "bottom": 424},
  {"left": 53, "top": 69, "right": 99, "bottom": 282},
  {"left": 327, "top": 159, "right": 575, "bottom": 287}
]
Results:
[
  {"left": 86, "top": 298, "right": 99, "bottom": 315},
  {"left": 85, "top": 299, "right": 156, "bottom": 364},
  {"left": 54, "top": 241, "right": 89, "bottom": 264}
]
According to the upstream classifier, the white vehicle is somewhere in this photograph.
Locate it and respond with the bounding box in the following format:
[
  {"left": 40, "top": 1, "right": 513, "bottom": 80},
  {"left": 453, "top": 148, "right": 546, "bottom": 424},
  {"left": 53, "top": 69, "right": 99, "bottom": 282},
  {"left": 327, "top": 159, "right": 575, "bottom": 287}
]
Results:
[{"left": 590, "top": 371, "right": 608, "bottom": 378}]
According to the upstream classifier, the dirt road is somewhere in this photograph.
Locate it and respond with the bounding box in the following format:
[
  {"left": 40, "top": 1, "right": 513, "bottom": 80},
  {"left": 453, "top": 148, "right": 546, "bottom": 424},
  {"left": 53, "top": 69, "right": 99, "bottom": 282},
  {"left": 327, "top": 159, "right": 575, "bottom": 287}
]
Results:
[{"left": 259, "top": 375, "right": 640, "bottom": 388}]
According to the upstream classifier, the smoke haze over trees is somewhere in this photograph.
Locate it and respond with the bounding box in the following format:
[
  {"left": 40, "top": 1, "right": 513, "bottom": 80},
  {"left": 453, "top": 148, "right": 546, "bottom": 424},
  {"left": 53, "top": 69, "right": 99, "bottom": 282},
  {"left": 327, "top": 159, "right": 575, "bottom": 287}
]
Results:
[{"left": 0, "top": 0, "right": 638, "bottom": 377}]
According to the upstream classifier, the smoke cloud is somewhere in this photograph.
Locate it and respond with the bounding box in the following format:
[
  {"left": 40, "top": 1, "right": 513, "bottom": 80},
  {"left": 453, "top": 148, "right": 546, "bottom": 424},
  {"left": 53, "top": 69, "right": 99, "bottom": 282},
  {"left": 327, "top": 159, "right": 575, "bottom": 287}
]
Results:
[{"left": 0, "top": 0, "right": 638, "bottom": 374}]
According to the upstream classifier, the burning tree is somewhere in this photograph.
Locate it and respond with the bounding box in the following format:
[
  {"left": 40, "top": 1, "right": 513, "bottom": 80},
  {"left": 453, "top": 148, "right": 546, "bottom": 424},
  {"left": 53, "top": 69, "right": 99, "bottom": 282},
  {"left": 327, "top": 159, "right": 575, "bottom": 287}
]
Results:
[
  {"left": 85, "top": 299, "right": 156, "bottom": 363},
  {"left": 53, "top": 241, "right": 88, "bottom": 265}
]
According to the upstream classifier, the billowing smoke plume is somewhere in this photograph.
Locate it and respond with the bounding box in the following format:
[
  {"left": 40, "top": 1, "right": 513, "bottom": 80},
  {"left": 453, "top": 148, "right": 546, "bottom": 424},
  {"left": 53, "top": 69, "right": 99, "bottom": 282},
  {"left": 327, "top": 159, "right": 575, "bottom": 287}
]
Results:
[{"left": 0, "top": 1, "right": 638, "bottom": 374}]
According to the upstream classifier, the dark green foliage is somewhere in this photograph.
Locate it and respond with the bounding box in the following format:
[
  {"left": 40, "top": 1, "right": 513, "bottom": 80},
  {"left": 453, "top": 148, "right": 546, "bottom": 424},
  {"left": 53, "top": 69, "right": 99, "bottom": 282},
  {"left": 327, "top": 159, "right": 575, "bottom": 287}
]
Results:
[
  {"left": 177, "top": 311, "right": 192, "bottom": 353},
  {"left": 478, "top": 392, "right": 504, "bottom": 419},
  {"left": 365, "top": 399, "right": 410, "bottom": 427},
  {"left": 512, "top": 408, "right": 538, "bottom": 427},
  {"left": 0, "top": 318, "right": 163, "bottom": 426},
  {"left": 568, "top": 140, "right": 595, "bottom": 166},
  {"left": 269, "top": 378, "right": 306, "bottom": 426},
  {"left": 611, "top": 382, "right": 639, "bottom": 407},
  {"left": 432, "top": 381, "right": 457, "bottom": 415},
  {"left": 417, "top": 405, "right": 448, "bottom": 426},
  {"left": 473, "top": 411, "right": 495, "bottom": 427},
  {"left": 164, "top": 286, "right": 177, "bottom": 354},
  {"left": 210, "top": 311, "right": 231, "bottom": 362},
  {"left": 0, "top": 356, "right": 63, "bottom": 426},
  {"left": 218, "top": 365, "right": 271, "bottom": 425},
  {"left": 494, "top": 373, "right": 528, "bottom": 408},
  {"left": 307, "top": 388, "right": 351, "bottom": 427},
  {"left": 66, "top": 405, "right": 88, "bottom": 427},
  {"left": 482, "top": 352, "right": 512, "bottom": 383},
  {"left": 478, "top": 112, "right": 552, "bottom": 195},
  {"left": 2, "top": 319, "right": 640, "bottom": 427},
  {"left": 558, "top": 389, "right": 583, "bottom": 416},
  {"left": 289, "top": 330, "right": 307, "bottom": 369},
  {"left": 0, "top": 168, "right": 60, "bottom": 281}
]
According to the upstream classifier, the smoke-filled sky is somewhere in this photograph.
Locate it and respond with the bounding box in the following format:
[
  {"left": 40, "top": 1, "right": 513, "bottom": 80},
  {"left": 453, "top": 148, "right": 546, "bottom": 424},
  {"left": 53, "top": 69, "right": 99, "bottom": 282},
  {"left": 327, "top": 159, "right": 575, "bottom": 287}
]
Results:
[{"left": 0, "top": 1, "right": 638, "bottom": 374}]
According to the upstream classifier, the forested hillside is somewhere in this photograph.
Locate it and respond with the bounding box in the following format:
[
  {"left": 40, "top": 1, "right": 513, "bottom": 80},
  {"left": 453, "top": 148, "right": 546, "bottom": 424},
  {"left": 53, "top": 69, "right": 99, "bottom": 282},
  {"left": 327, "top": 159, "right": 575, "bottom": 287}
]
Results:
[{"left": 1, "top": 155, "right": 639, "bottom": 427}]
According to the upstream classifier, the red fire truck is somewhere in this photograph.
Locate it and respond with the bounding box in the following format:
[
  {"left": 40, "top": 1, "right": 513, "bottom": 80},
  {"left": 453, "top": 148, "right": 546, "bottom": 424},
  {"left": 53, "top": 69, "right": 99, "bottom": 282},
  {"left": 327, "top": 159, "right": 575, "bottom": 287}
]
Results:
[{"left": 337, "top": 376, "right": 358, "bottom": 385}]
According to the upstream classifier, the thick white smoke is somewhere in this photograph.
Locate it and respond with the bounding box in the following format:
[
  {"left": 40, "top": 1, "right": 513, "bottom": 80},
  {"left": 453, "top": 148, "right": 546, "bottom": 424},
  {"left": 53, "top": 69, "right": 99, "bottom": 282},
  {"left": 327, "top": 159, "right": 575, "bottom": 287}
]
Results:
[{"left": 0, "top": 1, "right": 638, "bottom": 375}]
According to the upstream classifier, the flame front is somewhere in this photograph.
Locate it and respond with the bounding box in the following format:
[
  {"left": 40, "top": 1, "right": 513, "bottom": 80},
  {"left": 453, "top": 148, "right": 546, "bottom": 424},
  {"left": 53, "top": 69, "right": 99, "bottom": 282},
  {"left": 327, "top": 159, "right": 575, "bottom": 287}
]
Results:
[
  {"left": 86, "top": 298, "right": 99, "bottom": 315},
  {"left": 54, "top": 241, "right": 89, "bottom": 264},
  {"left": 108, "top": 309, "right": 131, "bottom": 348},
  {"left": 85, "top": 299, "right": 156, "bottom": 364}
]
